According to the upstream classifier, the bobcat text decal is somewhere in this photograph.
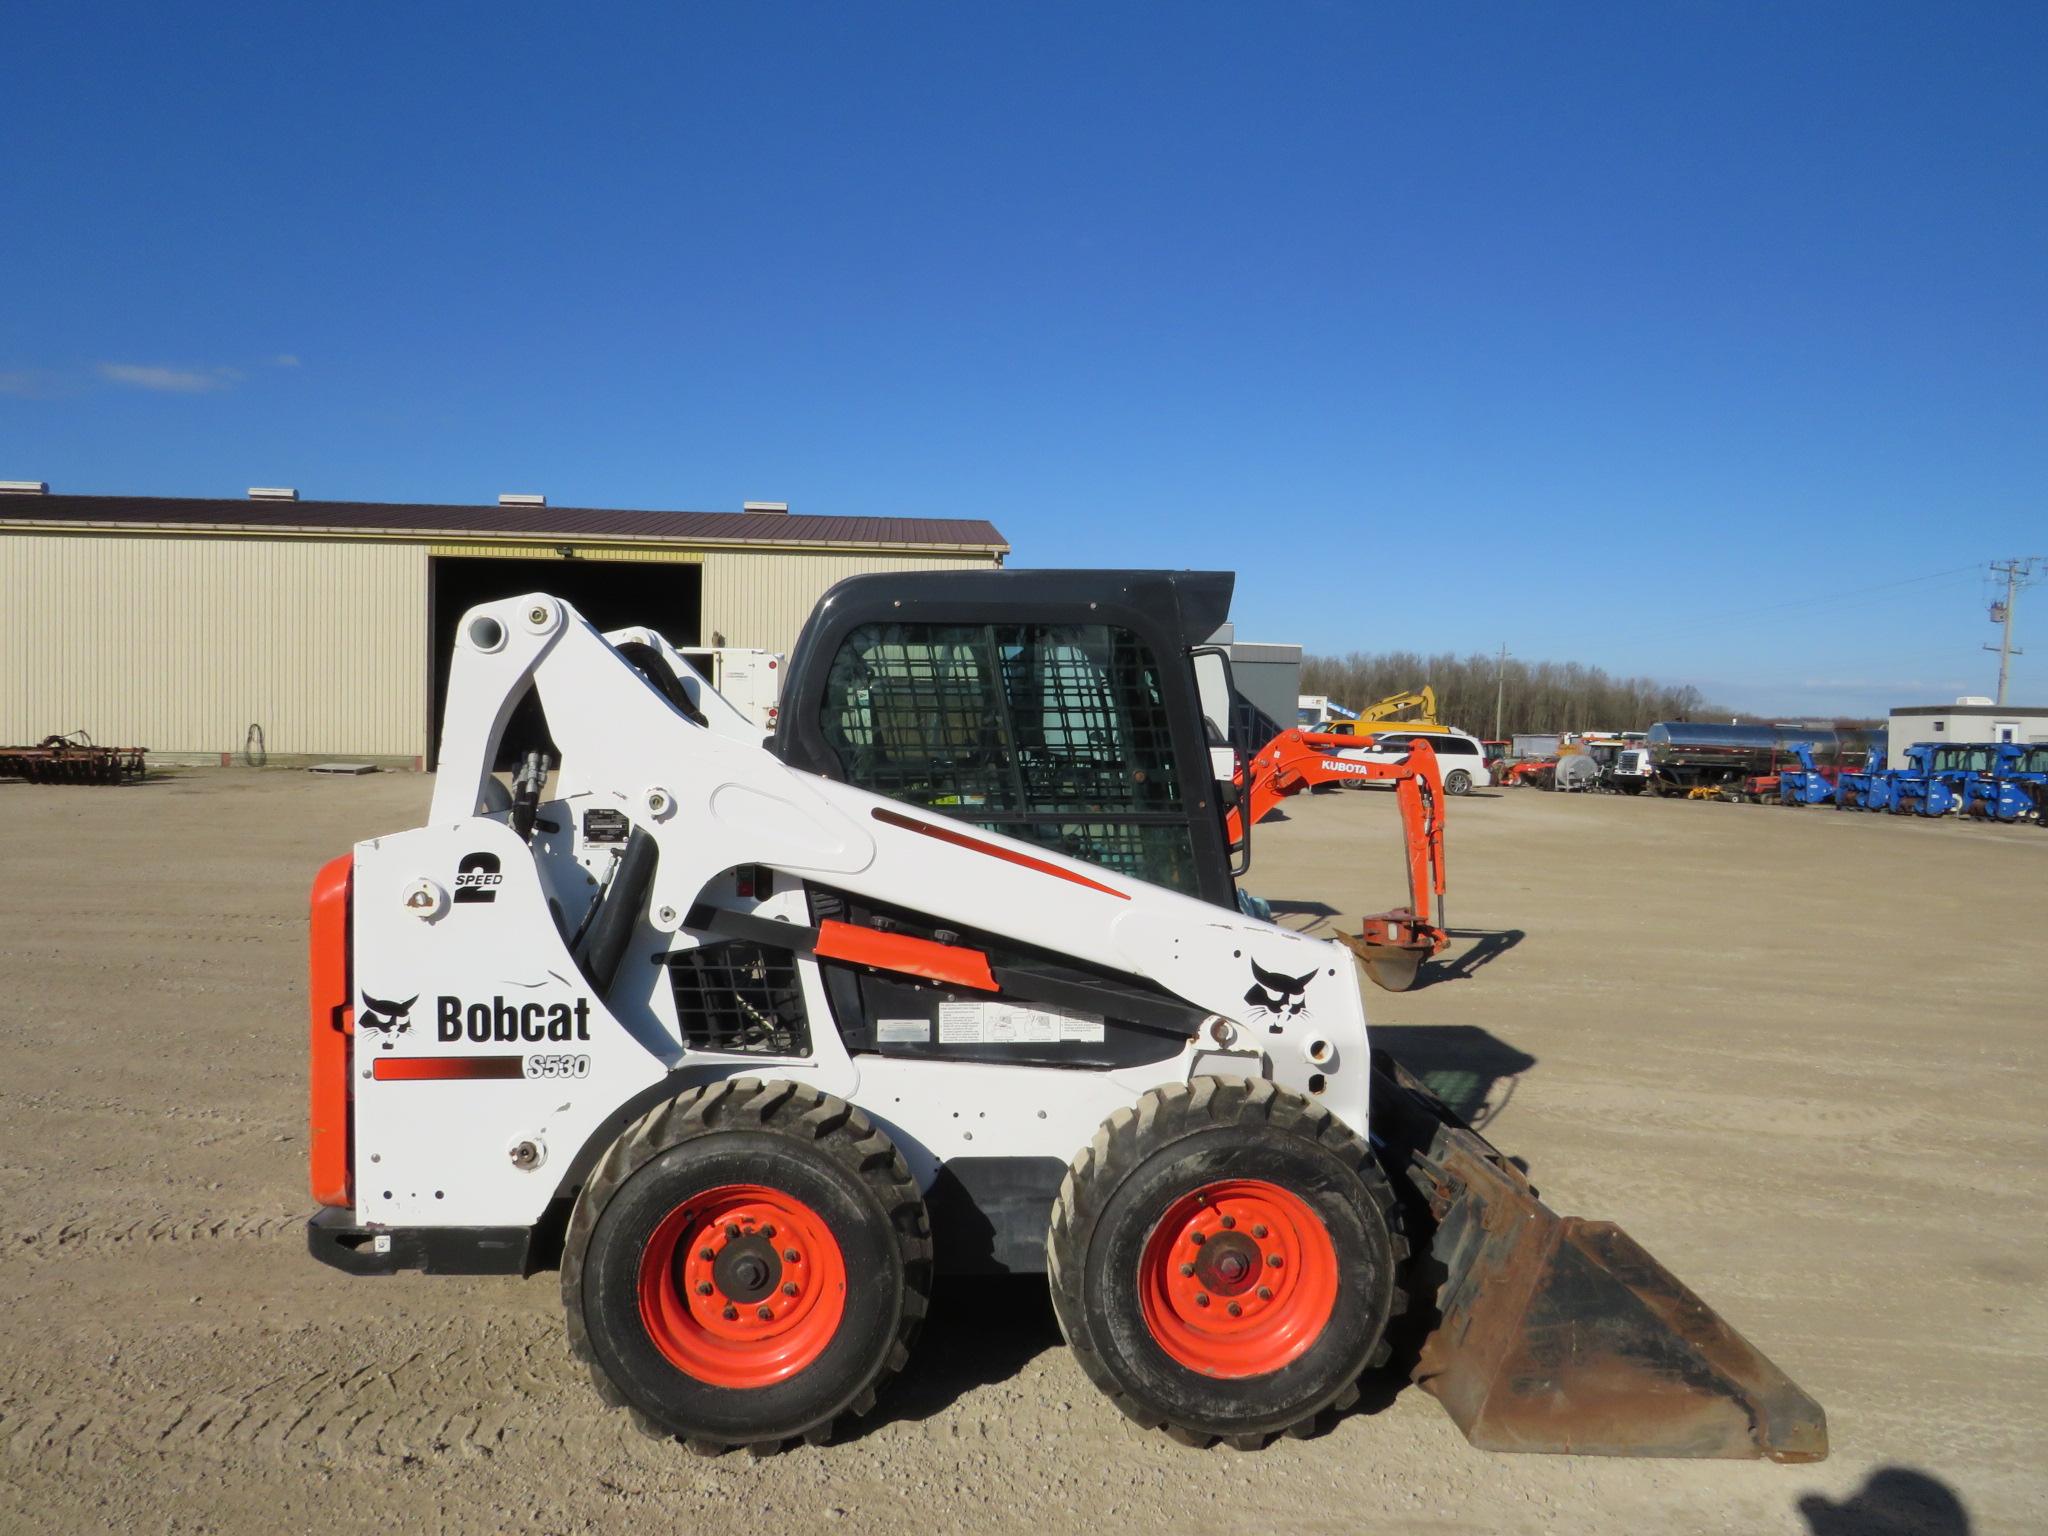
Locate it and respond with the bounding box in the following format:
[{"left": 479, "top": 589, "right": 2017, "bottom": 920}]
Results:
[{"left": 438, "top": 995, "right": 592, "bottom": 1043}]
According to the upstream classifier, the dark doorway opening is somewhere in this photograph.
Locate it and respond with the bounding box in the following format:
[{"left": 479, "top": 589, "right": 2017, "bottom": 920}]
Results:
[{"left": 428, "top": 555, "right": 702, "bottom": 767}]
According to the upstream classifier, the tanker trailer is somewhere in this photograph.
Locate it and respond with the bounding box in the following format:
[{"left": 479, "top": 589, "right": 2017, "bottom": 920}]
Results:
[{"left": 1645, "top": 722, "right": 1885, "bottom": 797}]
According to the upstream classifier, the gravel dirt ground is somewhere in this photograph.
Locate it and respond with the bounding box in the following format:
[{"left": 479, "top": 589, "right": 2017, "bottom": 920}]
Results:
[{"left": 1, "top": 768, "right": 2041, "bottom": 1535}]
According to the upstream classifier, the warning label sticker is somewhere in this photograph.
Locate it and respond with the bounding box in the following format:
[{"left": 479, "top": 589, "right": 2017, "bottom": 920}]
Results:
[
  {"left": 936, "top": 1000, "right": 1105, "bottom": 1045},
  {"left": 877, "top": 1017, "right": 930, "bottom": 1043}
]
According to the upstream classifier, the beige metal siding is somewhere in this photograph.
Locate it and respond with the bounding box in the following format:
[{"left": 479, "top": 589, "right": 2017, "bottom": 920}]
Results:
[
  {"left": 1, "top": 532, "right": 427, "bottom": 758},
  {"left": 700, "top": 549, "right": 997, "bottom": 656}
]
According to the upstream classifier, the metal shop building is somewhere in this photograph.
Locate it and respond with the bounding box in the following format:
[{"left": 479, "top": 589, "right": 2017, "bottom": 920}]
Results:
[{"left": 0, "top": 487, "right": 1008, "bottom": 766}]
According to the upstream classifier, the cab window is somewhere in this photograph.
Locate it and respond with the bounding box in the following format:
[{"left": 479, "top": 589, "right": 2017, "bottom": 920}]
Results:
[{"left": 818, "top": 622, "right": 1199, "bottom": 894}]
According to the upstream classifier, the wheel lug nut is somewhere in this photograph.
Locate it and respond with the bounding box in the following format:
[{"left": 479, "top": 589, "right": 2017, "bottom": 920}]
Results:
[
  {"left": 1252, "top": 1225, "right": 1267, "bottom": 1238},
  {"left": 696, "top": 1281, "right": 714, "bottom": 1296},
  {"left": 698, "top": 1246, "right": 715, "bottom": 1262},
  {"left": 1227, "top": 1302, "right": 1242, "bottom": 1316},
  {"left": 762, "top": 1225, "right": 777, "bottom": 1239},
  {"left": 1267, "top": 1254, "right": 1283, "bottom": 1268},
  {"left": 1257, "top": 1286, "right": 1273, "bottom": 1300},
  {"left": 1178, "top": 1263, "right": 1194, "bottom": 1277},
  {"left": 1189, "top": 1230, "right": 1205, "bottom": 1246},
  {"left": 1220, "top": 1214, "right": 1236, "bottom": 1229},
  {"left": 784, "top": 1248, "right": 800, "bottom": 1263},
  {"left": 757, "top": 1305, "right": 774, "bottom": 1321},
  {"left": 722, "top": 1305, "right": 739, "bottom": 1321},
  {"left": 725, "top": 1224, "right": 741, "bottom": 1241},
  {"left": 1195, "top": 1293, "right": 1210, "bottom": 1308}
]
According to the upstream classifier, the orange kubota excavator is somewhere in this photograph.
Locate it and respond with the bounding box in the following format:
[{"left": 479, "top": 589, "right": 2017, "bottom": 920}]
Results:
[{"left": 1232, "top": 729, "right": 1449, "bottom": 993}]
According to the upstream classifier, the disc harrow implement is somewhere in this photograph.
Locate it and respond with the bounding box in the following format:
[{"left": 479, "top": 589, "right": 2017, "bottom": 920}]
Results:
[{"left": 0, "top": 733, "right": 146, "bottom": 785}]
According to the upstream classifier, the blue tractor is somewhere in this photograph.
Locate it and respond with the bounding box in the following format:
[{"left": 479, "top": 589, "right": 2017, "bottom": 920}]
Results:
[{"left": 1957, "top": 743, "right": 2048, "bottom": 823}]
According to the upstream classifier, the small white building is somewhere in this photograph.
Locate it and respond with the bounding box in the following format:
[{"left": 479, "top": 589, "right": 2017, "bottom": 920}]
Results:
[{"left": 1887, "top": 698, "right": 2048, "bottom": 766}]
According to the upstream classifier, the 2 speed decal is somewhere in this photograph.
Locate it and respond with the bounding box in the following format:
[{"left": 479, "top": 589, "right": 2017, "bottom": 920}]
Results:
[{"left": 453, "top": 851, "right": 502, "bottom": 904}]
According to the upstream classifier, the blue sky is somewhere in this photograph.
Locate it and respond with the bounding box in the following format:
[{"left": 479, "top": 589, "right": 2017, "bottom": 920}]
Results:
[{"left": 3, "top": 4, "right": 2042, "bottom": 715}]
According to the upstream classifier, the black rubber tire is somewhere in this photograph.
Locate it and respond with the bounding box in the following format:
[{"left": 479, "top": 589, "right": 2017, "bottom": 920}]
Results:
[
  {"left": 1047, "top": 1077, "right": 1406, "bottom": 1450},
  {"left": 1444, "top": 769, "right": 1472, "bottom": 796},
  {"left": 561, "top": 1078, "right": 931, "bottom": 1453}
]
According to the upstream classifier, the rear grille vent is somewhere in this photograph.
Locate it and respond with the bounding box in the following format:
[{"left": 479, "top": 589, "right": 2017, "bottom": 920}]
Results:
[{"left": 665, "top": 941, "right": 809, "bottom": 1057}]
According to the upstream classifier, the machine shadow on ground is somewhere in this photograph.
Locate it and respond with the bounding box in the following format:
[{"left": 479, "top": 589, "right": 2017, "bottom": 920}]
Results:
[
  {"left": 1797, "top": 1466, "right": 1972, "bottom": 1535},
  {"left": 857, "top": 1271, "right": 1415, "bottom": 1444},
  {"left": 1370, "top": 1024, "right": 1537, "bottom": 1132},
  {"left": 844, "top": 1274, "right": 1064, "bottom": 1439},
  {"left": 1262, "top": 897, "right": 1340, "bottom": 928},
  {"left": 1419, "top": 928, "right": 1526, "bottom": 987}
]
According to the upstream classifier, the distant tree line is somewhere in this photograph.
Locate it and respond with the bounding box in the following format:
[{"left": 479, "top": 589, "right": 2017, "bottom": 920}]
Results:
[{"left": 1298, "top": 650, "right": 1742, "bottom": 738}]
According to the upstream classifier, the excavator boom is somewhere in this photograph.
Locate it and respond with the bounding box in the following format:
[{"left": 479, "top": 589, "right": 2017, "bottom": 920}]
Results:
[
  {"left": 1235, "top": 729, "right": 1449, "bottom": 991},
  {"left": 1355, "top": 685, "right": 1443, "bottom": 727}
]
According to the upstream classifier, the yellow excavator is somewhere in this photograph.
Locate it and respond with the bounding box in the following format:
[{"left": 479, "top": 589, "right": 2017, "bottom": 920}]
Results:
[{"left": 1320, "top": 686, "right": 1451, "bottom": 737}]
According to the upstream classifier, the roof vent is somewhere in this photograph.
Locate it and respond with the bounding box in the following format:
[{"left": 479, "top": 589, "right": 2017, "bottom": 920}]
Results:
[
  {"left": 0, "top": 480, "right": 49, "bottom": 495},
  {"left": 499, "top": 493, "right": 546, "bottom": 508},
  {"left": 742, "top": 500, "right": 789, "bottom": 515},
  {"left": 1955, "top": 695, "right": 1993, "bottom": 706},
  {"left": 247, "top": 486, "right": 298, "bottom": 501}
]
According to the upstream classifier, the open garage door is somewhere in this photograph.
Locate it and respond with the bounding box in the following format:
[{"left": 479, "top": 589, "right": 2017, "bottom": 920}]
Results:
[{"left": 429, "top": 555, "right": 701, "bottom": 766}]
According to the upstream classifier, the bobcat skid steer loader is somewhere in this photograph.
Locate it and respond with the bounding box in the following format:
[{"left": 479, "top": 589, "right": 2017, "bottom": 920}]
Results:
[{"left": 306, "top": 570, "right": 1825, "bottom": 1461}]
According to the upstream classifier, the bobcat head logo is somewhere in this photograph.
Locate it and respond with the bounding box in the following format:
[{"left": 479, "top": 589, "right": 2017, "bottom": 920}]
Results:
[
  {"left": 1243, "top": 960, "right": 1316, "bottom": 1020},
  {"left": 358, "top": 992, "right": 418, "bottom": 1039}
]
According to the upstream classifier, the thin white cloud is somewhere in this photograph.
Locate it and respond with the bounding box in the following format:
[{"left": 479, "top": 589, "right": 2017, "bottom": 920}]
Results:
[
  {"left": 270, "top": 353, "right": 301, "bottom": 368},
  {"left": 97, "top": 362, "right": 242, "bottom": 394}
]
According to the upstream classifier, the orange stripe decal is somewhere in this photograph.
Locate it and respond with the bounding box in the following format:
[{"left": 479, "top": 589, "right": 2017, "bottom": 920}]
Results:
[
  {"left": 371, "top": 1056, "right": 526, "bottom": 1081},
  {"left": 869, "top": 807, "right": 1130, "bottom": 901},
  {"left": 814, "top": 918, "right": 1000, "bottom": 992},
  {"left": 308, "top": 853, "right": 354, "bottom": 1208}
]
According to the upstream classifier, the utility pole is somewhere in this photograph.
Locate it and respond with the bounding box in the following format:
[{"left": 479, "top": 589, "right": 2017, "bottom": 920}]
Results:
[
  {"left": 1985, "top": 558, "right": 2042, "bottom": 705},
  {"left": 1493, "top": 643, "right": 1508, "bottom": 741}
]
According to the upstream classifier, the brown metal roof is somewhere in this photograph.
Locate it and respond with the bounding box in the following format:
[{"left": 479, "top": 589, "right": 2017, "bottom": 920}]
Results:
[{"left": 0, "top": 494, "right": 1008, "bottom": 552}]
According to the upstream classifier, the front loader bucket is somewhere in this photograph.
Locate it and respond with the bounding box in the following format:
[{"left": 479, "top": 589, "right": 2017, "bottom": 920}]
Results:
[{"left": 1371, "top": 1055, "right": 1828, "bottom": 1462}]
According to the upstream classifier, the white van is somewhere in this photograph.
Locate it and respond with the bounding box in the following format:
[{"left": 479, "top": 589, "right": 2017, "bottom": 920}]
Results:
[{"left": 1340, "top": 728, "right": 1491, "bottom": 795}]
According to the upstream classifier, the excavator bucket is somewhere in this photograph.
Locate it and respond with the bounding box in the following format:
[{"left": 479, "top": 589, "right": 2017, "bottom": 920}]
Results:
[
  {"left": 1355, "top": 948, "right": 1423, "bottom": 992},
  {"left": 1371, "top": 1055, "right": 1828, "bottom": 1462},
  {"left": 1339, "top": 914, "right": 1445, "bottom": 994}
]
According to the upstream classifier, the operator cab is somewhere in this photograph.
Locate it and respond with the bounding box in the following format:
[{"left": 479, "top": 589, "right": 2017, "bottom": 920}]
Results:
[{"left": 770, "top": 569, "right": 1244, "bottom": 909}]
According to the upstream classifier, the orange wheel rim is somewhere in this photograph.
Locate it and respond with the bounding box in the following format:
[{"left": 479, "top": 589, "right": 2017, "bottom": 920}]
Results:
[
  {"left": 1138, "top": 1179, "right": 1338, "bottom": 1379},
  {"left": 637, "top": 1183, "right": 847, "bottom": 1387}
]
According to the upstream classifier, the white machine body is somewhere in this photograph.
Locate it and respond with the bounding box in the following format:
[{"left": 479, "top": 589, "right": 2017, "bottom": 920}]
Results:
[{"left": 344, "top": 595, "right": 1374, "bottom": 1235}]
